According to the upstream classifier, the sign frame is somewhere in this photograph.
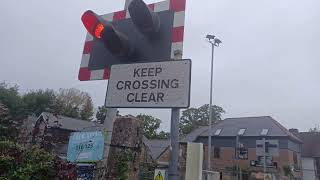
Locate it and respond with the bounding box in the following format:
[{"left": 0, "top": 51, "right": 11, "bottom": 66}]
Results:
[
  {"left": 105, "top": 59, "right": 191, "bottom": 108},
  {"left": 78, "top": 0, "right": 187, "bottom": 81}
]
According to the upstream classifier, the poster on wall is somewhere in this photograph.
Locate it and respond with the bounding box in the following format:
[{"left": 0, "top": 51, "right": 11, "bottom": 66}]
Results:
[{"left": 67, "top": 131, "right": 105, "bottom": 162}]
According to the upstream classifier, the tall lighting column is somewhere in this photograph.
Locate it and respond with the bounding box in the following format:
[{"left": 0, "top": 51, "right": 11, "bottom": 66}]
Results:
[{"left": 206, "top": 34, "right": 222, "bottom": 179}]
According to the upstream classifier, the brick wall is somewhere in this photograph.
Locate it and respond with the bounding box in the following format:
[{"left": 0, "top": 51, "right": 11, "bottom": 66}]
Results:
[{"left": 157, "top": 142, "right": 302, "bottom": 179}]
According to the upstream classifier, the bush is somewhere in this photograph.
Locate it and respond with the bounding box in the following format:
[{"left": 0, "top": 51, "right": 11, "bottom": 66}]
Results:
[{"left": 0, "top": 141, "right": 76, "bottom": 180}]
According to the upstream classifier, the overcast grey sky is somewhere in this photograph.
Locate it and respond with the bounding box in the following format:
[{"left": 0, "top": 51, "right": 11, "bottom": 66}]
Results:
[{"left": 1, "top": 0, "right": 319, "bottom": 132}]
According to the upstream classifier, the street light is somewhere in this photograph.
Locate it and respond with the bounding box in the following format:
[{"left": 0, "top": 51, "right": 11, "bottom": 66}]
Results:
[{"left": 206, "top": 34, "right": 221, "bottom": 179}]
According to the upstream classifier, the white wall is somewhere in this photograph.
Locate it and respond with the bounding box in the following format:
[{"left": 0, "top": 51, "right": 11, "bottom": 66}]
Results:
[
  {"left": 186, "top": 143, "right": 203, "bottom": 180},
  {"left": 302, "top": 157, "right": 317, "bottom": 180}
]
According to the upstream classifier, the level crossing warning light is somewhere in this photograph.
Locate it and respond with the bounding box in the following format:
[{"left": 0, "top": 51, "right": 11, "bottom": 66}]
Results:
[
  {"left": 81, "top": 10, "right": 130, "bottom": 56},
  {"left": 78, "top": 0, "right": 186, "bottom": 81}
]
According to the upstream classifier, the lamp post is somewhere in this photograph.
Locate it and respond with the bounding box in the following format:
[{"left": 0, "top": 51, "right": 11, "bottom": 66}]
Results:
[{"left": 206, "top": 34, "right": 221, "bottom": 179}]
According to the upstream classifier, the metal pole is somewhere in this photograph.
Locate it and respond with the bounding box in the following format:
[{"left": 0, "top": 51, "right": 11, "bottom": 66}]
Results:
[
  {"left": 207, "top": 41, "right": 215, "bottom": 180},
  {"left": 263, "top": 138, "right": 266, "bottom": 174},
  {"left": 100, "top": 83, "right": 118, "bottom": 178},
  {"left": 236, "top": 135, "right": 239, "bottom": 180},
  {"left": 168, "top": 108, "right": 180, "bottom": 180},
  {"left": 168, "top": 50, "right": 182, "bottom": 180}
]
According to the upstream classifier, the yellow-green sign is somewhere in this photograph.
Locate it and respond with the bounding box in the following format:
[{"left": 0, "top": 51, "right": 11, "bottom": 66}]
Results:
[{"left": 154, "top": 169, "right": 165, "bottom": 180}]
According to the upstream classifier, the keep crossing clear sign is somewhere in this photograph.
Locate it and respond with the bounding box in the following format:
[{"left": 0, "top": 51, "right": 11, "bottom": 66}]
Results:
[{"left": 105, "top": 59, "right": 191, "bottom": 108}]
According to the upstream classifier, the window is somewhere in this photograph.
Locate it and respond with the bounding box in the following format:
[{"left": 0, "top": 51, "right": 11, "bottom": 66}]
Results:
[
  {"left": 238, "top": 128, "right": 246, "bottom": 135},
  {"left": 214, "top": 147, "right": 221, "bottom": 159},
  {"left": 214, "top": 129, "right": 222, "bottom": 135},
  {"left": 238, "top": 143, "right": 248, "bottom": 159},
  {"left": 257, "top": 156, "right": 272, "bottom": 166},
  {"left": 261, "top": 129, "right": 269, "bottom": 135},
  {"left": 265, "top": 142, "right": 270, "bottom": 153}
]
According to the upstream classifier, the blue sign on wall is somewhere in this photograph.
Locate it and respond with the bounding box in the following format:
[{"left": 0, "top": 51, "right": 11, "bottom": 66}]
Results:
[
  {"left": 77, "top": 164, "right": 95, "bottom": 180},
  {"left": 67, "top": 131, "right": 105, "bottom": 162}
]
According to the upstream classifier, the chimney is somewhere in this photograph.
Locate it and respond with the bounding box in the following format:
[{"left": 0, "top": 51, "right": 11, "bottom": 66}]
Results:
[{"left": 289, "top": 128, "right": 299, "bottom": 135}]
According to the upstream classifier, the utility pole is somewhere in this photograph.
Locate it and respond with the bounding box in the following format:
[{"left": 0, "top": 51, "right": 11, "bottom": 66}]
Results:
[
  {"left": 168, "top": 50, "right": 183, "bottom": 180},
  {"left": 236, "top": 135, "right": 239, "bottom": 180},
  {"left": 263, "top": 138, "right": 267, "bottom": 174},
  {"left": 101, "top": 1, "right": 131, "bottom": 178},
  {"left": 206, "top": 34, "right": 222, "bottom": 180}
]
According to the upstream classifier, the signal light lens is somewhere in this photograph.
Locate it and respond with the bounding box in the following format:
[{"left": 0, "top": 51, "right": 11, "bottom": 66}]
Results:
[
  {"left": 81, "top": 10, "right": 105, "bottom": 39},
  {"left": 94, "top": 23, "right": 105, "bottom": 39}
]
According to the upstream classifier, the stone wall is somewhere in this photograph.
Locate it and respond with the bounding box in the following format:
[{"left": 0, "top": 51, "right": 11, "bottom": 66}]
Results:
[{"left": 106, "top": 116, "right": 144, "bottom": 180}]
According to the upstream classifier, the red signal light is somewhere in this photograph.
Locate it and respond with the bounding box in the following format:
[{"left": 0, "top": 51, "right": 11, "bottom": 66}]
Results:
[
  {"left": 81, "top": 10, "right": 105, "bottom": 39},
  {"left": 81, "top": 10, "right": 130, "bottom": 56},
  {"left": 94, "top": 23, "right": 104, "bottom": 39}
]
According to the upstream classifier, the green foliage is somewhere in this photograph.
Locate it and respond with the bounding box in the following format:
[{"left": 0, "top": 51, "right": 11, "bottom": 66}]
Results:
[
  {"left": 96, "top": 106, "right": 108, "bottom": 124},
  {"left": 139, "top": 163, "right": 156, "bottom": 180},
  {"left": 180, "top": 104, "right": 225, "bottom": 135},
  {"left": 157, "top": 131, "right": 170, "bottom": 139},
  {"left": 80, "top": 96, "right": 94, "bottom": 121},
  {"left": 0, "top": 83, "right": 24, "bottom": 118},
  {"left": 137, "top": 114, "right": 160, "bottom": 139},
  {"left": 283, "top": 165, "right": 293, "bottom": 177},
  {"left": 0, "top": 141, "right": 75, "bottom": 180},
  {"left": 136, "top": 114, "right": 169, "bottom": 139},
  {"left": 0, "top": 104, "right": 20, "bottom": 141},
  {"left": 0, "top": 82, "right": 95, "bottom": 122},
  {"left": 114, "top": 150, "right": 134, "bottom": 180},
  {"left": 22, "top": 89, "right": 56, "bottom": 117},
  {"left": 55, "top": 88, "right": 94, "bottom": 120}
]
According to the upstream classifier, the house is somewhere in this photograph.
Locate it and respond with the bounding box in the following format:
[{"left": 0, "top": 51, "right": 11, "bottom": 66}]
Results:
[
  {"left": 197, "top": 116, "right": 303, "bottom": 179},
  {"left": 29, "top": 113, "right": 157, "bottom": 179},
  {"left": 152, "top": 116, "right": 303, "bottom": 180},
  {"left": 298, "top": 132, "right": 320, "bottom": 180},
  {"left": 30, "top": 112, "right": 103, "bottom": 158}
]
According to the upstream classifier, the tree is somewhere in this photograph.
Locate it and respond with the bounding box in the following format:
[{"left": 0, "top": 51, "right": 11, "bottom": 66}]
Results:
[
  {"left": 309, "top": 124, "right": 320, "bottom": 132},
  {"left": 157, "top": 131, "right": 170, "bottom": 139},
  {"left": 55, "top": 88, "right": 94, "bottom": 120},
  {"left": 0, "top": 141, "right": 77, "bottom": 179},
  {"left": 22, "top": 89, "right": 56, "bottom": 117},
  {"left": 0, "top": 82, "right": 24, "bottom": 118},
  {"left": 180, "top": 104, "right": 225, "bottom": 135},
  {"left": 0, "top": 104, "right": 13, "bottom": 140},
  {"left": 80, "top": 96, "right": 94, "bottom": 121},
  {"left": 136, "top": 114, "right": 169, "bottom": 139},
  {"left": 137, "top": 114, "right": 161, "bottom": 139},
  {"left": 96, "top": 106, "right": 108, "bottom": 124}
]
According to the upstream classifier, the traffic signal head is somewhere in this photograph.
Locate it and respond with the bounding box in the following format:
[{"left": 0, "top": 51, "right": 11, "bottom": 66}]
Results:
[
  {"left": 128, "top": 0, "right": 160, "bottom": 37},
  {"left": 79, "top": 0, "right": 186, "bottom": 81},
  {"left": 81, "top": 10, "right": 130, "bottom": 56}
]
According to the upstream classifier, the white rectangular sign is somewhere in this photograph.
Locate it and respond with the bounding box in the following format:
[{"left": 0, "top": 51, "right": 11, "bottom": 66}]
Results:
[{"left": 105, "top": 59, "right": 191, "bottom": 108}]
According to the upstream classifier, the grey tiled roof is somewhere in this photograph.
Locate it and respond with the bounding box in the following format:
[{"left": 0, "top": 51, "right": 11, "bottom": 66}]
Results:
[
  {"left": 143, "top": 137, "right": 170, "bottom": 160},
  {"left": 40, "top": 112, "right": 103, "bottom": 131},
  {"left": 199, "top": 116, "right": 302, "bottom": 142},
  {"left": 180, "top": 126, "right": 209, "bottom": 142},
  {"left": 143, "top": 126, "right": 209, "bottom": 160}
]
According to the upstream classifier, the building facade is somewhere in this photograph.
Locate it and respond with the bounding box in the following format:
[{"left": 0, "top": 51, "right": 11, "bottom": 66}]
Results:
[
  {"left": 30, "top": 112, "right": 103, "bottom": 158},
  {"left": 155, "top": 116, "right": 303, "bottom": 180},
  {"left": 299, "top": 132, "right": 320, "bottom": 180},
  {"left": 197, "top": 116, "right": 303, "bottom": 180}
]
